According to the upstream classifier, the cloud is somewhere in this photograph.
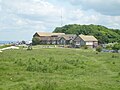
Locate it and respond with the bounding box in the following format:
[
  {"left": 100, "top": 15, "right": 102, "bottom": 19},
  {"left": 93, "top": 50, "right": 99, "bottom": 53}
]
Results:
[
  {"left": 69, "top": 0, "right": 120, "bottom": 16},
  {"left": 2, "top": 0, "right": 61, "bottom": 17},
  {"left": 62, "top": 8, "right": 120, "bottom": 29},
  {"left": 1, "top": 0, "right": 62, "bottom": 27},
  {"left": 0, "top": 0, "right": 120, "bottom": 40},
  {"left": 0, "top": 0, "right": 63, "bottom": 40},
  {"left": 0, "top": 0, "right": 2, "bottom": 11}
]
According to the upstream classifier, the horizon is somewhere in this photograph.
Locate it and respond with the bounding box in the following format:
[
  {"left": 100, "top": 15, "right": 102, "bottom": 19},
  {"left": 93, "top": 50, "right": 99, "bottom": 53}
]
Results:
[{"left": 0, "top": 0, "right": 120, "bottom": 41}]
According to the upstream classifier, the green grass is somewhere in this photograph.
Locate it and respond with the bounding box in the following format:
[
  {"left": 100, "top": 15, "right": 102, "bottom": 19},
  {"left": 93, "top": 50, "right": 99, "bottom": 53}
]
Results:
[
  {"left": 0, "top": 45, "right": 12, "bottom": 49},
  {"left": 0, "top": 48, "right": 120, "bottom": 90}
]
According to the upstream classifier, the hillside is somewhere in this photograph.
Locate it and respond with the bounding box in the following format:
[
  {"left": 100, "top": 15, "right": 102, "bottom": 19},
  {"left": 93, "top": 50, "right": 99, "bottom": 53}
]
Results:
[
  {"left": 0, "top": 47, "right": 120, "bottom": 90},
  {"left": 53, "top": 24, "right": 120, "bottom": 44}
]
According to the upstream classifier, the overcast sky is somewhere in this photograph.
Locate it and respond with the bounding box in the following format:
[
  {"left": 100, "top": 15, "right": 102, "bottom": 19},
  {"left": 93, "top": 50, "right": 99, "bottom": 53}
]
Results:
[{"left": 0, "top": 0, "right": 120, "bottom": 41}]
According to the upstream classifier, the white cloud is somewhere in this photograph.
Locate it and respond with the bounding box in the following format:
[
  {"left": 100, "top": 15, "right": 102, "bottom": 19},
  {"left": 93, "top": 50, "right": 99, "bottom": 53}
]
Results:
[
  {"left": 2, "top": 0, "right": 61, "bottom": 17},
  {"left": 0, "top": 0, "right": 2, "bottom": 11},
  {"left": 62, "top": 8, "right": 120, "bottom": 29},
  {"left": 0, "top": 0, "right": 62, "bottom": 40},
  {"left": 69, "top": 0, "right": 120, "bottom": 16},
  {"left": 0, "top": 0, "right": 120, "bottom": 40}
]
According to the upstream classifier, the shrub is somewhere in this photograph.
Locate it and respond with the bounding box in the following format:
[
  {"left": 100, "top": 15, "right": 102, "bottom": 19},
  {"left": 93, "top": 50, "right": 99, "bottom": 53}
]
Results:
[
  {"left": 83, "top": 45, "right": 88, "bottom": 49},
  {"left": 32, "top": 37, "right": 40, "bottom": 45},
  {"left": 112, "top": 43, "right": 120, "bottom": 53},
  {"left": 27, "top": 45, "right": 32, "bottom": 50},
  {"left": 81, "top": 66, "right": 85, "bottom": 69},
  {"left": 112, "top": 62, "right": 115, "bottom": 64},
  {"left": 106, "top": 45, "right": 112, "bottom": 50},
  {"left": 96, "top": 46, "right": 102, "bottom": 52},
  {"left": 118, "top": 72, "right": 120, "bottom": 76},
  {"left": 112, "top": 55, "right": 118, "bottom": 58}
]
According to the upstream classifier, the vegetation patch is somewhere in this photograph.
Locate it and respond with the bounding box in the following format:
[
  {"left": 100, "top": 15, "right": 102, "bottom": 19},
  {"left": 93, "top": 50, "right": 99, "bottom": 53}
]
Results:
[{"left": 0, "top": 48, "right": 120, "bottom": 90}]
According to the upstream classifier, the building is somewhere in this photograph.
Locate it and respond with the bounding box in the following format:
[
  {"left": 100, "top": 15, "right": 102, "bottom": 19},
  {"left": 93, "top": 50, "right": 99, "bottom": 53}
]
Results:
[
  {"left": 33, "top": 32, "right": 98, "bottom": 47},
  {"left": 59, "top": 34, "right": 76, "bottom": 45},
  {"left": 73, "top": 34, "right": 98, "bottom": 48},
  {"left": 33, "top": 32, "right": 65, "bottom": 37},
  {"left": 33, "top": 32, "right": 65, "bottom": 45}
]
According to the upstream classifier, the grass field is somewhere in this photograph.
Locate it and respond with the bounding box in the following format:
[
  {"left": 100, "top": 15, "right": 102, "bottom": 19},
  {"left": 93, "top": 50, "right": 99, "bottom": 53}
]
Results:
[
  {"left": 0, "top": 45, "right": 12, "bottom": 49},
  {"left": 0, "top": 47, "right": 120, "bottom": 90}
]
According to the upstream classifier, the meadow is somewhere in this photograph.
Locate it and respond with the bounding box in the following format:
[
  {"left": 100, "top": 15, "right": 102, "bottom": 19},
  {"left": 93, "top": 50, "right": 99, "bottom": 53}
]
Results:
[{"left": 0, "top": 47, "right": 120, "bottom": 90}]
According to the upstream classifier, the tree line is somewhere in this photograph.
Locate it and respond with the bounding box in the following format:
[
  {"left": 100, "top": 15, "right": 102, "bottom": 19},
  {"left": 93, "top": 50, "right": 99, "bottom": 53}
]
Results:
[{"left": 53, "top": 24, "right": 120, "bottom": 44}]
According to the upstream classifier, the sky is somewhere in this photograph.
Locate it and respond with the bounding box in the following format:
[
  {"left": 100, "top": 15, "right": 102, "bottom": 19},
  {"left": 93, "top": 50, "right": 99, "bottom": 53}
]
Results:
[{"left": 0, "top": 0, "right": 120, "bottom": 41}]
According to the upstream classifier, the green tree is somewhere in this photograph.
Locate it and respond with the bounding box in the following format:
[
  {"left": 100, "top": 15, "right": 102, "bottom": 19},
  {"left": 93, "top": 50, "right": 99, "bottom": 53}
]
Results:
[
  {"left": 32, "top": 37, "right": 40, "bottom": 45},
  {"left": 53, "top": 24, "right": 120, "bottom": 44},
  {"left": 21, "top": 40, "right": 26, "bottom": 44},
  {"left": 112, "top": 43, "right": 120, "bottom": 52},
  {"left": 96, "top": 46, "right": 102, "bottom": 52}
]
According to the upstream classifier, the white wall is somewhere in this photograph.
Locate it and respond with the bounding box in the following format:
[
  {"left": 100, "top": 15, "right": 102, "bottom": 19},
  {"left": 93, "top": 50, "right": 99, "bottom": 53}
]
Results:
[
  {"left": 75, "top": 41, "right": 80, "bottom": 45},
  {"left": 86, "top": 42, "right": 93, "bottom": 45}
]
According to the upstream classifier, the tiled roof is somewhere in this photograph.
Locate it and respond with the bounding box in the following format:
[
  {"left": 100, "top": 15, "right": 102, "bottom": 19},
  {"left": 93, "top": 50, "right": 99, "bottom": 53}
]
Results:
[
  {"left": 60, "top": 34, "right": 76, "bottom": 40},
  {"left": 36, "top": 32, "right": 65, "bottom": 37},
  {"left": 79, "top": 35, "right": 98, "bottom": 41}
]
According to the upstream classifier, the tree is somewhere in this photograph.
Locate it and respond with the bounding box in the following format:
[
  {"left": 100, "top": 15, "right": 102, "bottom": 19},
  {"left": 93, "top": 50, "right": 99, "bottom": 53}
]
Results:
[
  {"left": 32, "top": 37, "right": 40, "bottom": 45},
  {"left": 112, "top": 43, "right": 120, "bottom": 52},
  {"left": 96, "top": 46, "right": 102, "bottom": 52},
  {"left": 21, "top": 40, "right": 26, "bottom": 44},
  {"left": 53, "top": 24, "right": 120, "bottom": 44}
]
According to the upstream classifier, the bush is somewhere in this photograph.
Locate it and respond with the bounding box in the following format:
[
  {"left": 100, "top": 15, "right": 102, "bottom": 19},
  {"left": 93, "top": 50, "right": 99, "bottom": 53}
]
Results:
[
  {"left": 96, "top": 46, "right": 102, "bottom": 52},
  {"left": 27, "top": 45, "right": 32, "bottom": 50},
  {"left": 82, "top": 45, "right": 88, "bottom": 49},
  {"left": 112, "top": 43, "right": 120, "bottom": 52},
  {"left": 112, "top": 55, "right": 118, "bottom": 58},
  {"left": 106, "top": 45, "right": 112, "bottom": 50},
  {"left": 118, "top": 72, "right": 120, "bottom": 76},
  {"left": 32, "top": 37, "right": 40, "bottom": 45}
]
